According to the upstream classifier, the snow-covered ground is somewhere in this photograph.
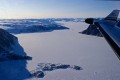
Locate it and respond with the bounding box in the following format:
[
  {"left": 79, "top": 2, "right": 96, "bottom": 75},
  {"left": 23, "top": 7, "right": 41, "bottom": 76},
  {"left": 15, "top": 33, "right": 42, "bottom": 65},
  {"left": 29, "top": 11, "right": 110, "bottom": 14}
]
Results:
[{"left": 17, "top": 21, "right": 120, "bottom": 80}]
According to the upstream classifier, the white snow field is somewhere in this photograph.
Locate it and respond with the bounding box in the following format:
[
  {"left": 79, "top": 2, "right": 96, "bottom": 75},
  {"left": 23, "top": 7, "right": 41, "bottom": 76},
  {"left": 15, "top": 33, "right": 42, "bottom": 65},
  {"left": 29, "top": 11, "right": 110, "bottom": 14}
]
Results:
[{"left": 17, "top": 22, "right": 120, "bottom": 80}]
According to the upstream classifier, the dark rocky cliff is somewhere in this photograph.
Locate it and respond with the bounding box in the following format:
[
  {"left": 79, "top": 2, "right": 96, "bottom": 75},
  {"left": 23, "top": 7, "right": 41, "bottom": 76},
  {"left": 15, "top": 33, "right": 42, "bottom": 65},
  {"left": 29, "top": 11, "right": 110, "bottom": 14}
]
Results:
[
  {"left": 0, "top": 28, "right": 31, "bottom": 61},
  {"left": 80, "top": 24, "right": 103, "bottom": 37}
]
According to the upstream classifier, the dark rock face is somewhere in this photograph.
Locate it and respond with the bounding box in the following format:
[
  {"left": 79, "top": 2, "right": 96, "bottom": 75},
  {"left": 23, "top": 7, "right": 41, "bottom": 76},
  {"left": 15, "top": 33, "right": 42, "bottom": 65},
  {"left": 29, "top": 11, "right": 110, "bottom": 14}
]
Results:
[
  {"left": 0, "top": 19, "right": 69, "bottom": 34},
  {"left": 0, "top": 28, "right": 17, "bottom": 52},
  {"left": 117, "top": 21, "right": 120, "bottom": 27},
  {"left": 30, "top": 63, "right": 82, "bottom": 78},
  {"left": 0, "top": 28, "right": 31, "bottom": 60},
  {"left": 80, "top": 24, "right": 103, "bottom": 37},
  {"left": 37, "top": 63, "right": 81, "bottom": 71},
  {"left": 30, "top": 71, "right": 45, "bottom": 78},
  {"left": 6, "top": 24, "right": 69, "bottom": 34},
  {"left": 0, "top": 28, "right": 31, "bottom": 80}
]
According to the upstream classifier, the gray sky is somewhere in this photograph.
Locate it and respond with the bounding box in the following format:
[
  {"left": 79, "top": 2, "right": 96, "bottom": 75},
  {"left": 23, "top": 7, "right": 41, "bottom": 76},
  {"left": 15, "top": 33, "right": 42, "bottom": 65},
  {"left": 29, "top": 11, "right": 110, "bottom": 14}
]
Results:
[{"left": 0, "top": 0, "right": 119, "bottom": 19}]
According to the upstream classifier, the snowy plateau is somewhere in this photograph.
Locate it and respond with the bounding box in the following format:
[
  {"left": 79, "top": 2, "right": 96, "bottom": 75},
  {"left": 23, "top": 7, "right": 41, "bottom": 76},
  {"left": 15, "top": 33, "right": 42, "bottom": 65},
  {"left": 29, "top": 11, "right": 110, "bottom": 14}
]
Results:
[{"left": 0, "top": 18, "right": 120, "bottom": 80}]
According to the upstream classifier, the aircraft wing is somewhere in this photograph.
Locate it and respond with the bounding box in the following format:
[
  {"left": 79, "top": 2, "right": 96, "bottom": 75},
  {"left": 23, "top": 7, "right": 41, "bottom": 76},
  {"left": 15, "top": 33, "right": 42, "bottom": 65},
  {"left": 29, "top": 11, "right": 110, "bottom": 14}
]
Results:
[
  {"left": 85, "top": 10, "right": 120, "bottom": 59},
  {"left": 104, "top": 10, "right": 120, "bottom": 21},
  {"left": 95, "top": 21, "right": 120, "bottom": 59},
  {"left": 96, "top": 10, "right": 120, "bottom": 59}
]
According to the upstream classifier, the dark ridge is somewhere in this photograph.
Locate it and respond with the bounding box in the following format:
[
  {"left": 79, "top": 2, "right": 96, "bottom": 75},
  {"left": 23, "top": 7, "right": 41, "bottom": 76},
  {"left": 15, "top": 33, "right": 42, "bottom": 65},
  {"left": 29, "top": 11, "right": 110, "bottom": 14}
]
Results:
[
  {"left": 80, "top": 24, "right": 103, "bottom": 37},
  {"left": 117, "top": 21, "right": 120, "bottom": 27},
  {"left": 0, "top": 28, "right": 31, "bottom": 80},
  {"left": 0, "top": 19, "right": 69, "bottom": 34},
  {"left": 0, "top": 28, "right": 31, "bottom": 60},
  {"left": 0, "top": 28, "right": 17, "bottom": 52},
  {"left": 6, "top": 25, "right": 69, "bottom": 34}
]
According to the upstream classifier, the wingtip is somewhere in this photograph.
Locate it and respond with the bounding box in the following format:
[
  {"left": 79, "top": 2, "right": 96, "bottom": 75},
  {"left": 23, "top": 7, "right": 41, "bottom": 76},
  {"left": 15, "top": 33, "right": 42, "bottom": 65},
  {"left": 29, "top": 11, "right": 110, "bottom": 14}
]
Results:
[{"left": 104, "top": 9, "right": 119, "bottom": 21}]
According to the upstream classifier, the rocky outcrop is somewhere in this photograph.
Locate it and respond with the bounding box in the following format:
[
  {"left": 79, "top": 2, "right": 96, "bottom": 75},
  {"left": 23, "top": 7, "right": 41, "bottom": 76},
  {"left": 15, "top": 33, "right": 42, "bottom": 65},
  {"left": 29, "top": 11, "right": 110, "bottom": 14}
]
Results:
[
  {"left": 0, "top": 28, "right": 31, "bottom": 61},
  {"left": 5, "top": 24, "right": 69, "bottom": 34},
  {"left": 0, "top": 29, "right": 17, "bottom": 51},
  {"left": 0, "top": 28, "right": 31, "bottom": 80},
  {"left": 117, "top": 21, "right": 120, "bottom": 27},
  {"left": 30, "top": 63, "right": 82, "bottom": 78},
  {"left": 80, "top": 24, "right": 103, "bottom": 37},
  {"left": 0, "top": 19, "right": 69, "bottom": 34}
]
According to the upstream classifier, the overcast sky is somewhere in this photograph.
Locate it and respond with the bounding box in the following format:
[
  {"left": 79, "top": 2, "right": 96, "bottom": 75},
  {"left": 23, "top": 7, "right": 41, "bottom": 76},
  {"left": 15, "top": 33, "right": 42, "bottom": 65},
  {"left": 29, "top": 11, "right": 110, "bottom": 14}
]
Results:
[{"left": 0, "top": 0, "right": 119, "bottom": 19}]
